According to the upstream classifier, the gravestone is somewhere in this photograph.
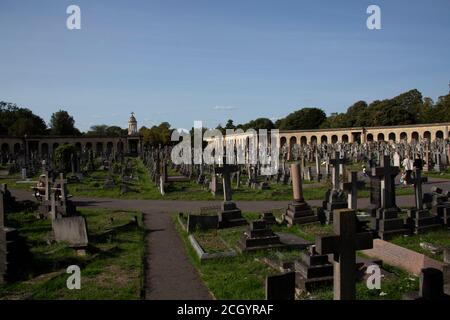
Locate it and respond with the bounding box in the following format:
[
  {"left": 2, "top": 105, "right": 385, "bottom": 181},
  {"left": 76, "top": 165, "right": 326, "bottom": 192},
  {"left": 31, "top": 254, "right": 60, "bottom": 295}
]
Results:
[
  {"left": 51, "top": 173, "right": 77, "bottom": 217},
  {"left": 316, "top": 209, "right": 373, "bottom": 300},
  {"left": 209, "top": 172, "right": 223, "bottom": 196},
  {"left": 266, "top": 272, "right": 296, "bottom": 300},
  {"left": 186, "top": 214, "right": 219, "bottom": 233},
  {"left": 240, "top": 220, "right": 281, "bottom": 251},
  {"left": 295, "top": 245, "right": 333, "bottom": 292},
  {"left": 52, "top": 216, "right": 89, "bottom": 248},
  {"left": 322, "top": 152, "right": 348, "bottom": 224},
  {"left": 283, "top": 163, "right": 318, "bottom": 226},
  {"left": 343, "top": 171, "right": 365, "bottom": 211},
  {"left": 370, "top": 155, "right": 408, "bottom": 240},
  {"left": 393, "top": 152, "right": 401, "bottom": 167},
  {"left": 406, "top": 159, "right": 441, "bottom": 234},
  {"left": 260, "top": 211, "right": 277, "bottom": 225},
  {"left": 404, "top": 268, "right": 450, "bottom": 300},
  {"left": 216, "top": 160, "right": 246, "bottom": 228},
  {"left": 0, "top": 188, "right": 30, "bottom": 284}
]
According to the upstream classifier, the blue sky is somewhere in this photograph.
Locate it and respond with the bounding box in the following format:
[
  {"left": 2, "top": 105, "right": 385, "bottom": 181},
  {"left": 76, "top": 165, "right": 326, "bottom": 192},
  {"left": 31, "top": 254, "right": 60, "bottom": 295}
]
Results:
[{"left": 0, "top": 0, "right": 449, "bottom": 131}]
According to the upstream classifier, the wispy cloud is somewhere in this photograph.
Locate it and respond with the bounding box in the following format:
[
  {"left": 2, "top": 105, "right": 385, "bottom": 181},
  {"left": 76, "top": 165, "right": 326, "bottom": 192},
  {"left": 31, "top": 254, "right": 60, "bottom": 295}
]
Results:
[{"left": 213, "top": 105, "right": 238, "bottom": 111}]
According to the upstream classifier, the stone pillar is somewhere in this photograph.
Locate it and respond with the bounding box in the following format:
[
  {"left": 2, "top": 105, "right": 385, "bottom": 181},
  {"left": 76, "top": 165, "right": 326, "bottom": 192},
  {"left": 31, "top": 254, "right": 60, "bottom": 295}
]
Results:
[{"left": 291, "top": 163, "right": 303, "bottom": 202}]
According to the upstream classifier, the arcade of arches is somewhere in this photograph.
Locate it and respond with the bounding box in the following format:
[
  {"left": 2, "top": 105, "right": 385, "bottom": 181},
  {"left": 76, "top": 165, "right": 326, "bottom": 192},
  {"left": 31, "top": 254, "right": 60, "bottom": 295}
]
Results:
[
  {"left": 279, "top": 122, "right": 450, "bottom": 149},
  {"left": 0, "top": 135, "right": 142, "bottom": 157}
]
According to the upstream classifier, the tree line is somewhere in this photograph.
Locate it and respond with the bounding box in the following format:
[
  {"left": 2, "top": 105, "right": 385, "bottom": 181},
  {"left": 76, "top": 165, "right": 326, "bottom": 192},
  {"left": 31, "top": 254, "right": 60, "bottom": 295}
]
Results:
[{"left": 1, "top": 89, "right": 449, "bottom": 147}]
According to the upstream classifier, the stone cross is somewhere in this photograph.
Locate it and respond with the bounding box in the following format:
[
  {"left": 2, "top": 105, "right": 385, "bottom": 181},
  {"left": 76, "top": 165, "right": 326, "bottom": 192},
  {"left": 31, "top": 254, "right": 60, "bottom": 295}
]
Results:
[
  {"left": 329, "top": 152, "right": 346, "bottom": 190},
  {"left": 372, "top": 155, "right": 399, "bottom": 209},
  {"left": 315, "top": 150, "right": 321, "bottom": 181},
  {"left": 52, "top": 173, "right": 68, "bottom": 202},
  {"left": 215, "top": 159, "right": 239, "bottom": 202},
  {"left": 343, "top": 171, "right": 365, "bottom": 210},
  {"left": 407, "top": 159, "right": 428, "bottom": 210},
  {"left": 316, "top": 209, "right": 373, "bottom": 300}
]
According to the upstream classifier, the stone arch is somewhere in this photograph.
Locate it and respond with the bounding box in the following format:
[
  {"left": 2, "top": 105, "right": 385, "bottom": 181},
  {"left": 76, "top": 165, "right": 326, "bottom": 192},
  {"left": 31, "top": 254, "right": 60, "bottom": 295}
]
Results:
[
  {"left": 388, "top": 132, "right": 396, "bottom": 142},
  {"left": 311, "top": 136, "right": 317, "bottom": 145},
  {"left": 367, "top": 134, "right": 374, "bottom": 142},
  {"left": 53, "top": 143, "right": 59, "bottom": 151},
  {"left": 117, "top": 141, "right": 124, "bottom": 152},
  {"left": 1, "top": 143, "right": 9, "bottom": 153},
  {"left": 321, "top": 135, "right": 328, "bottom": 144},
  {"left": 289, "top": 136, "right": 297, "bottom": 147},
  {"left": 436, "top": 130, "right": 444, "bottom": 139},
  {"left": 96, "top": 142, "right": 104, "bottom": 154},
  {"left": 300, "top": 136, "right": 307, "bottom": 145},
  {"left": 13, "top": 143, "right": 22, "bottom": 154},
  {"left": 41, "top": 143, "right": 49, "bottom": 157},
  {"left": 342, "top": 134, "right": 349, "bottom": 143},
  {"left": 106, "top": 142, "right": 114, "bottom": 154},
  {"left": 400, "top": 132, "right": 407, "bottom": 141},
  {"left": 331, "top": 135, "right": 338, "bottom": 144},
  {"left": 377, "top": 133, "right": 385, "bottom": 141},
  {"left": 411, "top": 132, "right": 419, "bottom": 141},
  {"left": 75, "top": 142, "right": 82, "bottom": 152},
  {"left": 85, "top": 142, "right": 93, "bottom": 151},
  {"left": 424, "top": 131, "right": 431, "bottom": 141},
  {"left": 280, "top": 137, "right": 287, "bottom": 147}
]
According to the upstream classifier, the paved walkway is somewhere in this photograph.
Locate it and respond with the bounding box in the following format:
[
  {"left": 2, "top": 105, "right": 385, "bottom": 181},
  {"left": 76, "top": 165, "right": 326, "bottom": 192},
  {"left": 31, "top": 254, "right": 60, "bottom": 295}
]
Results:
[{"left": 9, "top": 176, "right": 450, "bottom": 300}]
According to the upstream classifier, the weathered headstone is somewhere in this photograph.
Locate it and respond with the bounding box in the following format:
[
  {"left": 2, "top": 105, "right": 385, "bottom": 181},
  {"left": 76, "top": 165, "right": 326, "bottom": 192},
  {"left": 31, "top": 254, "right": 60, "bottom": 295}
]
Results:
[
  {"left": 216, "top": 160, "right": 246, "bottom": 228},
  {"left": 283, "top": 163, "right": 318, "bottom": 226},
  {"left": 316, "top": 209, "right": 373, "bottom": 300},
  {"left": 52, "top": 216, "right": 89, "bottom": 248},
  {"left": 343, "top": 171, "right": 365, "bottom": 211},
  {"left": 370, "top": 155, "right": 408, "bottom": 240},
  {"left": 295, "top": 245, "right": 333, "bottom": 292},
  {"left": 322, "top": 152, "right": 348, "bottom": 224},
  {"left": 266, "top": 272, "right": 296, "bottom": 300},
  {"left": 404, "top": 268, "right": 450, "bottom": 300},
  {"left": 406, "top": 159, "right": 441, "bottom": 234}
]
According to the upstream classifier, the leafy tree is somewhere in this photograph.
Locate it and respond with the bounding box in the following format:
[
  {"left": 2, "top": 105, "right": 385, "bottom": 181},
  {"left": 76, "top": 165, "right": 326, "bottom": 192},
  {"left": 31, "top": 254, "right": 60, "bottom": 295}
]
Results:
[
  {"left": 49, "top": 110, "right": 80, "bottom": 136},
  {"left": 54, "top": 144, "right": 76, "bottom": 173},
  {"left": 86, "top": 125, "right": 108, "bottom": 136},
  {"left": 277, "top": 107, "right": 326, "bottom": 130},
  {"left": 0, "top": 101, "right": 47, "bottom": 136},
  {"left": 106, "top": 125, "right": 126, "bottom": 136},
  {"left": 238, "top": 118, "right": 275, "bottom": 131},
  {"left": 225, "top": 119, "right": 235, "bottom": 130},
  {"left": 141, "top": 122, "right": 173, "bottom": 147}
]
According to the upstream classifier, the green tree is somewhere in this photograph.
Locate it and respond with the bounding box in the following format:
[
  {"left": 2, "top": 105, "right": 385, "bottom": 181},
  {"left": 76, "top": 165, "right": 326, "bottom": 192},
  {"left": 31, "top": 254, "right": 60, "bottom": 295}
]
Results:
[
  {"left": 87, "top": 125, "right": 108, "bottom": 136},
  {"left": 277, "top": 107, "right": 326, "bottom": 130},
  {"left": 0, "top": 101, "right": 47, "bottom": 136},
  {"left": 239, "top": 118, "right": 275, "bottom": 131},
  {"left": 141, "top": 122, "right": 172, "bottom": 147},
  {"left": 225, "top": 119, "right": 235, "bottom": 130},
  {"left": 54, "top": 144, "right": 76, "bottom": 173},
  {"left": 106, "top": 125, "right": 126, "bottom": 136},
  {"left": 49, "top": 110, "right": 80, "bottom": 135}
]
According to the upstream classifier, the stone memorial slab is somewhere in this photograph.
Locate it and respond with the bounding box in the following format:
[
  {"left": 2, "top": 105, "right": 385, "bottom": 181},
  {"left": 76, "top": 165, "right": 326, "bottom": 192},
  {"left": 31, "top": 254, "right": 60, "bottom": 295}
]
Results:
[
  {"left": 266, "top": 272, "right": 295, "bottom": 300},
  {"left": 52, "top": 216, "right": 89, "bottom": 248}
]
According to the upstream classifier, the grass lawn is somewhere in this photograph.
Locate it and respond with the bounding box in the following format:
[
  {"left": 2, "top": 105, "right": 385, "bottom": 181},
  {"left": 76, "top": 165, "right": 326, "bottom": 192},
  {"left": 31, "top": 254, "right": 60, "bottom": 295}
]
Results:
[
  {"left": 390, "top": 229, "right": 450, "bottom": 262},
  {"left": 424, "top": 168, "right": 450, "bottom": 180},
  {"left": 5, "top": 158, "right": 416, "bottom": 201},
  {"left": 174, "top": 212, "right": 419, "bottom": 300},
  {"left": 0, "top": 208, "right": 144, "bottom": 300}
]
